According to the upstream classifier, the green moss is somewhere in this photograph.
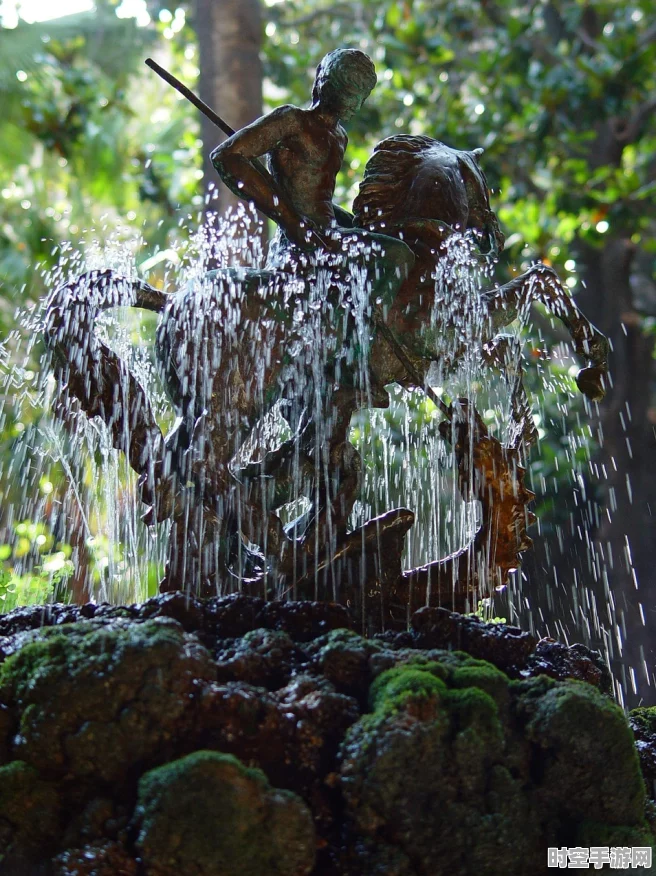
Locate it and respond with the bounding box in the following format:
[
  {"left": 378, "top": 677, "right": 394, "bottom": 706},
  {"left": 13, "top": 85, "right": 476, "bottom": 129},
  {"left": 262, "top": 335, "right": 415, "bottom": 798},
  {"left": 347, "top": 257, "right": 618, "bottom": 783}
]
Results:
[
  {"left": 369, "top": 665, "right": 448, "bottom": 713},
  {"left": 393, "top": 654, "right": 451, "bottom": 681},
  {"left": 340, "top": 652, "right": 650, "bottom": 875},
  {"left": 510, "top": 672, "right": 556, "bottom": 700},
  {"left": 0, "top": 620, "right": 216, "bottom": 782},
  {"left": 447, "top": 686, "right": 505, "bottom": 797},
  {"left": 310, "top": 628, "right": 383, "bottom": 698},
  {"left": 451, "top": 663, "right": 509, "bottom": 703},
  {"left": 135, "top": 750, "right": 315, "bottom": 876},
  {"left": 522, "top": 680, "right": 647, "bottom": 826},
  {"left": 0, "top": 621, "right": 189, "bottom": 699},
  {"left": 630, "top": 706, "right": 656, "bottom": 736},
  {"left": 447, "top": 686, "right": 501, "bottom": 733},
  {"left": 0, "top": 761, "right": 60, "bottom": 864},
  {"left": 576, "top": 820, "right": 655, "bottom": 864},
  {"left": 314, "top": 628, "right": 368, "bottom": 649}
]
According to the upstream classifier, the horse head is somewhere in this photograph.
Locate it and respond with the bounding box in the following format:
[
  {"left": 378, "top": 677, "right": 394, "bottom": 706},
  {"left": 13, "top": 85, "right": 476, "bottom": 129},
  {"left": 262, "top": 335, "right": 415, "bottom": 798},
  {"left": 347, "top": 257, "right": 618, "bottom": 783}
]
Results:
[{"left": 352, "top": 134, "right": 504, "bottom": 255}]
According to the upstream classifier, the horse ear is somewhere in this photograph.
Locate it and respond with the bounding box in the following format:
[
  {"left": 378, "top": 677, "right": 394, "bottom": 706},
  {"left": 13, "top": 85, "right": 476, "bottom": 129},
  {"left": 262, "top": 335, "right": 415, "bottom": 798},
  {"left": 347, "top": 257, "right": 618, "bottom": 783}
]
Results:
[{"left": 472, "top": 147, "right": 484, "bottom": 162}]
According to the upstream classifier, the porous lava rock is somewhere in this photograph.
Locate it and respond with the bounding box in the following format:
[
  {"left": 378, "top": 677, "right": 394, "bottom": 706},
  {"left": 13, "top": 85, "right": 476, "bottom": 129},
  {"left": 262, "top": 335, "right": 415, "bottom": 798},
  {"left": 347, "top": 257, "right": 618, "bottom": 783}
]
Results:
[{"left": 0, "top": 594, "right": 650, "bottom": 875}]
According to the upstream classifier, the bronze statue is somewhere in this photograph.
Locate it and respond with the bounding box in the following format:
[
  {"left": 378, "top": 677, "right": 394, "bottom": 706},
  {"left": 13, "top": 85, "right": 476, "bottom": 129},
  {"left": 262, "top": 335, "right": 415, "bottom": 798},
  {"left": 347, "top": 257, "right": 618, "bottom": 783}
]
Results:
[{"left": 43, "top": 51, "right": 609, "bottom": 628}]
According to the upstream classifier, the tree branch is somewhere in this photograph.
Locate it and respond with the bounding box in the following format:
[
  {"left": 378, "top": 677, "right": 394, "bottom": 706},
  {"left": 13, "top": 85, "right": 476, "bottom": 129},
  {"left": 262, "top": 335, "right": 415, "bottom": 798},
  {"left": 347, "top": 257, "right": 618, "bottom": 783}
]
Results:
[{"left": 637, "top": 20, "right": 656, "bottom": 50}]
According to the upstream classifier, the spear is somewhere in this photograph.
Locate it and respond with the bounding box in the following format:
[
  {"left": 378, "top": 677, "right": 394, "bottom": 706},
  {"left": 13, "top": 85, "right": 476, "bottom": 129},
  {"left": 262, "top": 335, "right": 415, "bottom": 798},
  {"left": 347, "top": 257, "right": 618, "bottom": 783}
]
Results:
[
  {"left": 145, "top": 57, "right": 236, "bottom": 138},
  {"left": 145, "top": 57, "right": 288, "bottom": 212}
]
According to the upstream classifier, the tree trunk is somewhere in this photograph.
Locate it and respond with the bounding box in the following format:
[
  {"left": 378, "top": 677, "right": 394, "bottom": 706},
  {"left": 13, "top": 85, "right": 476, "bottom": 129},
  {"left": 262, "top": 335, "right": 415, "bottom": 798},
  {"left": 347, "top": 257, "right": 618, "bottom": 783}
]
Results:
[
  {"left": 573, "top": 236, "right": 655, "bottom": 708},
  {"left": 194, "top": 0, "right": 264, "bottom": 218}
]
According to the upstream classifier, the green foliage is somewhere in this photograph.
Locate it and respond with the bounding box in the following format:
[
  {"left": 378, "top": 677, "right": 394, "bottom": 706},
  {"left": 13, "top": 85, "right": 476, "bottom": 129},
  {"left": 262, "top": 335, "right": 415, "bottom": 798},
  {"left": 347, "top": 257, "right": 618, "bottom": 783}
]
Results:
[
  {"left": 470, "top": 600, "right": 507, "bottom": 625},
  {"left": 0, "top": 520, "right": 74, "bottom": 611},
  {"left": 264, "top": 0, "right": 655, "bottom": 256},
  {"left": 0, "top": 1, "right": 200, "bottom": 303}
]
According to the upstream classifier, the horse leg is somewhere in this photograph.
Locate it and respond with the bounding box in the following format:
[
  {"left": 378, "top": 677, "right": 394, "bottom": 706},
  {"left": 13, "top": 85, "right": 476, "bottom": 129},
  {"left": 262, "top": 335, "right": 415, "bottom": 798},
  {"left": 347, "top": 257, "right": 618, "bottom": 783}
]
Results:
[
  {"left": 481, "top": 336, "right": 538, "bottom": 448},
  {"left": 155, "top": 267, "right": 301, "bottom": 589},
  {"left": 483, "top": 264, "right": 609, "bottom": 401}
]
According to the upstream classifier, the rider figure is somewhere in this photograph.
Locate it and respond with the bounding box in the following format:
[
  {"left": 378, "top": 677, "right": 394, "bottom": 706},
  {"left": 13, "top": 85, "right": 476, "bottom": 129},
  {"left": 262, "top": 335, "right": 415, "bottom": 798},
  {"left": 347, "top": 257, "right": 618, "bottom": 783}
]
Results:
[
  {"left": 210, "top": 48, "right": 414, "bottom": 304},
  {"left": 157, "top": 51, "right": 416, "bottom": 590}
]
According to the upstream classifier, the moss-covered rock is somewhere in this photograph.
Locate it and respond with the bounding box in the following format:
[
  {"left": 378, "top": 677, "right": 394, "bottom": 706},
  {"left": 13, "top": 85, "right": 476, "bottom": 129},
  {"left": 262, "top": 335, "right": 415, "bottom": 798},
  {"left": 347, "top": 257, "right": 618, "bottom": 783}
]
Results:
[
  {"left": 133, "top": 750, "right": 316, "bottom": 876},
  {"left": 630, "top": 706, "right": 656, "bottom": 801},
  {"left": 339, "top": 657, "right": 653, "bottom": 875},
  {"left": 307, "top": 628, "right": 384, "bottom": 701},
  {"left": 517, "top": 676, "right": 646, "bottom": 825},
  {"left": 214, "top": 628, "right": 302, "bottom": 689},
  {"left": 0, "top": 618, "right": 216, "bottom": 783},
  {"left": 0, "top": 760, "right": 61, "bottom": 871},
  {"left": 0, "top": 598, "right": 648, "bottom": 874}
]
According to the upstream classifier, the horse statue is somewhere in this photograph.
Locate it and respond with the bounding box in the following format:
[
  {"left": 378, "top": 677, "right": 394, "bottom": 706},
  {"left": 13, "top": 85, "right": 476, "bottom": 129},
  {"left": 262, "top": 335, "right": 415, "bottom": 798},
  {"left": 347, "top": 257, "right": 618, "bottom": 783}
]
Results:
[{"left": 43, "top": 133, "right": 608, "bottom": 629}]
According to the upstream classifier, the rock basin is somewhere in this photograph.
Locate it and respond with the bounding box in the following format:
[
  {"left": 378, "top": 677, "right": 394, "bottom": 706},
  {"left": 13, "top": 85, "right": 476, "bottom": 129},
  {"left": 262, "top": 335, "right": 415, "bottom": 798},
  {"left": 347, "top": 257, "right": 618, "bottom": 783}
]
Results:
[{"left": 0, "top": 593, "right": 652, "bottom": 875}]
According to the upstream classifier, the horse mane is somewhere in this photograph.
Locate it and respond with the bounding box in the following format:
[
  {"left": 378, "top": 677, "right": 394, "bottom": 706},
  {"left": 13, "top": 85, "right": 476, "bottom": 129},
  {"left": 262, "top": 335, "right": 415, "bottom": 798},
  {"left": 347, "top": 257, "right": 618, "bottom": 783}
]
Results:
[{"left": 352, "top": 134, "right": 485, "bottom": 232}]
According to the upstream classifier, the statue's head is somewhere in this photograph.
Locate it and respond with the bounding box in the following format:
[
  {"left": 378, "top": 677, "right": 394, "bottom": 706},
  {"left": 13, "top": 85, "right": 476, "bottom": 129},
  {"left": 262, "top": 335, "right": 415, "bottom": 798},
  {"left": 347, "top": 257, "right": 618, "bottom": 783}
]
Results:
[{"left": 312, "top": 49, "right": 377, "bottom": 121}]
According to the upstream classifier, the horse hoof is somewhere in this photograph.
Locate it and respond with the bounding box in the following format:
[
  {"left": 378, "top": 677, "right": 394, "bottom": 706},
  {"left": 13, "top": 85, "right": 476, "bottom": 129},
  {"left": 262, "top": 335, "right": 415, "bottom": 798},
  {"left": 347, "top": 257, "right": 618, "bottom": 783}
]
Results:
[{"left": 576, "top": 366, "right": 606, "bottom": 401}]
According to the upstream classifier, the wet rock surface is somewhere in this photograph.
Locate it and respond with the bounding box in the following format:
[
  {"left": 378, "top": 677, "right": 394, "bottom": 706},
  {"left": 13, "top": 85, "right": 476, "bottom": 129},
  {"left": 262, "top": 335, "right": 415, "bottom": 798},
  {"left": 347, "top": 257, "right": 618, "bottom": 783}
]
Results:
[
  {"left": 630, "top": 707, "right": 656, "bottom": 803},
  {"left": 0, "top": 594, "right": 650, "bottom": 875}
]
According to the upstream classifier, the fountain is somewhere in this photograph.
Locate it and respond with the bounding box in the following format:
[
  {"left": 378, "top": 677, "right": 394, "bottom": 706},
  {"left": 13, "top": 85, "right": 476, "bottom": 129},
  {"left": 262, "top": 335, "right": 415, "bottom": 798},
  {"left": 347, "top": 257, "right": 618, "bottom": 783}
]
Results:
[
  {"left": 0, "top": 50, "right": 653, "bottom": 876},
  {"left": 43, "top": 51, "right": 608, "bottom": 624}
]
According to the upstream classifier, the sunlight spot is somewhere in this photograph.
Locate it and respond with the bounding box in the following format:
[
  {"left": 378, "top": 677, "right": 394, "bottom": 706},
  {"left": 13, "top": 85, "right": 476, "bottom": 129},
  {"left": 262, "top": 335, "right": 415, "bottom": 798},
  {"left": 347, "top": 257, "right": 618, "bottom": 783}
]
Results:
[
  {"left": 115, "top": 0, "right": 150, "bottom": 26},
  {"left": 18, "top": 0, "right": 93, "bottom": 23}
]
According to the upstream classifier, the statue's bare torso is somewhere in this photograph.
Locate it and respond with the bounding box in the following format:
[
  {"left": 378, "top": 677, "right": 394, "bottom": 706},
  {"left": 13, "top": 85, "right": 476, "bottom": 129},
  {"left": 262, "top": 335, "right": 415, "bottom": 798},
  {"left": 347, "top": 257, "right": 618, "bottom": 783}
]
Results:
[
  {"left": 265, "top": 106, "right": 347, "bottom": 227},
  {"left": 211, "top": 104, "right": 350, "bottom": 245}
]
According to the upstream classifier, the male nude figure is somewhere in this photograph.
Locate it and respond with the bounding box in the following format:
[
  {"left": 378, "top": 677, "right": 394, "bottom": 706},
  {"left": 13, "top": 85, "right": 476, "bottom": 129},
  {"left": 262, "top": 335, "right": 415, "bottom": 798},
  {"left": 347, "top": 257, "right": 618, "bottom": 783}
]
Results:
[{"left": 211, "top": 48, "right": 414, "bottom": 296}]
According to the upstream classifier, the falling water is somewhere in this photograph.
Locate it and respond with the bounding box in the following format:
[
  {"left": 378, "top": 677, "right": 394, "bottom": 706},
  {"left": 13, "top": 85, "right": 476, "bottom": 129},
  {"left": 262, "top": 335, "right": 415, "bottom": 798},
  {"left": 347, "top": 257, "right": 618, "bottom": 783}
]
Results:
[
  {"left": 0, "top": 206, "right": 643, "bottom": 709},
  {"left": 0, "top": 217, "right": 526, "bottom": 603}
]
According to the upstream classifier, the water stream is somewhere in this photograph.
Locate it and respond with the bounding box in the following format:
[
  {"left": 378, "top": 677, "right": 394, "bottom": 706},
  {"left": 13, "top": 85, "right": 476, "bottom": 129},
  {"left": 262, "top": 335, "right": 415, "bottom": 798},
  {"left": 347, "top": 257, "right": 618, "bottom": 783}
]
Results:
[{"left": 0, "top": 206, "right": 637, "bottom": 704}]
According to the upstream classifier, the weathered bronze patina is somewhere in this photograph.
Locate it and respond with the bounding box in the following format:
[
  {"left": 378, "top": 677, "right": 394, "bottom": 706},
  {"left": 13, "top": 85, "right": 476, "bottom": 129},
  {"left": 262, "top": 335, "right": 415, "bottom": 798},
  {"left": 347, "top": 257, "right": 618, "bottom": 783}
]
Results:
[{"left": 43, "top": 50, "right": 609, "bottom": 627}]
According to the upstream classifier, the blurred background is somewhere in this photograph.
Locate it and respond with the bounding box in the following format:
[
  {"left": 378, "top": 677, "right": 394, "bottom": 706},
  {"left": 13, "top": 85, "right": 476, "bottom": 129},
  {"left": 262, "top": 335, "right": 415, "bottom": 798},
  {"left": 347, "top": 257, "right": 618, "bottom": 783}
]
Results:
[{"left": 0, "top": 0, "right": 654, "bottom": 705}]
